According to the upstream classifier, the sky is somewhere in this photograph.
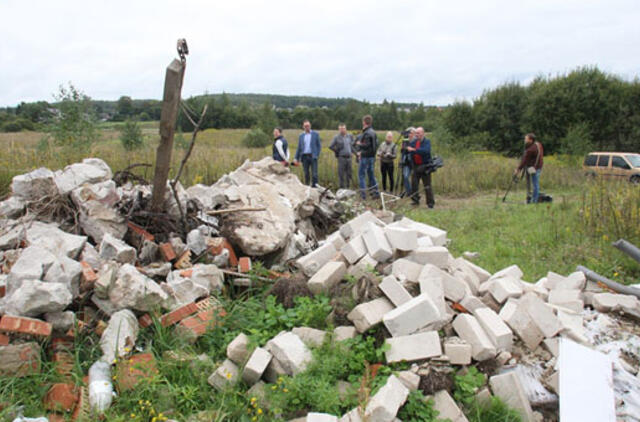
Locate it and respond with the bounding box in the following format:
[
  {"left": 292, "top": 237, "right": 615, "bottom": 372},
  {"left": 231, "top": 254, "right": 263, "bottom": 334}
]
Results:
[{"left": 1, "top": 0, "right": 639, "bottom": 107}]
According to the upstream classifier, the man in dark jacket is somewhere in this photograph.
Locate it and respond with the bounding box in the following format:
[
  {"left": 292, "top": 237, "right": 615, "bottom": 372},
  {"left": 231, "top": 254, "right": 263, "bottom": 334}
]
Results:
[
  {"left": 272, "top": 127, "right": 289, "bottom": 165},
  {"left": 294, "top": 120, "right": 321, "bottom": 187},
  {"left": 356, "top": 115, "right": 379, "bottom": 200},
  {"left": 329, "top": 123, "right": 355, "bottom": 189},
  {"left": 400, "top": 127, "right": 415, "bottom": 197},
  {"left": 407, "top": 127, "right": 435, "bottom": 208},
  {"left": 514, "top": 133, "right": 544, "bottom": 203}
]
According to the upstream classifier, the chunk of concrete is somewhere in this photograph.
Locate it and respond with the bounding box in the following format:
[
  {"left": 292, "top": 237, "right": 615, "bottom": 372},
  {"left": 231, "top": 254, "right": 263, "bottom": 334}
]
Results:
[
  {"left": 71, "top": 180, "right": 126, "bottom": 244},
  {"left": 474, "top": 307, "right": 513, "bottom": 350},
  {"left": 308, "top": 261, "right": 346, "bottom": 295},
  {"left": 189, "top": 264, "right": 225, "bottom": 292},
  {"left": 100, "top": 233, "right": 137, "bottom": 264},
  {"left": 391, "top": 259, "right": 423, "bottom": 284},
  {"left": 390, "top": 218, "right": 447, "bottom": 246},
  {"left": 489, "top": 276, "right": 523, "bottom": 304},
  {"left": 444, "top": 337, "right": 472, "bottom": 365},
  {"left": 519, "top": 293, "right": 562, "bottom": 338},
  {"left": 108, "top": 264, "right": 168, "bottom": 312},
  {"left": 419, "top": 264, "right": 466, "bottom": 302},
  {"left": 227, "top": 333, "right": 251, "bottom": 365},
  {"left": 432, "top": 390, "right": 469, "bottom": 422},
  {"left": 460, "top": 295, "right": 487, "bottom": 313},
  {"left": 307, "top": 413, "right": 339, "bottom": 422},
  {"left": 262, "top": 354, "right": 288, "bottom": 383},
  {"left": 384, "top": 226, "right": 417, "bottom": 252},
  {"left": 362, "top": 222, "right": 393, "bottom": 262},
  {"left": 418, "top": 269, "right": 447, "bottom": 316},
  {"left": 499, "top": 299, "right": 544, "bottom": 350},
  {"left": 452, "top": 314, "right": 496, "bottom": 361},
  {"left": 334, "top": 326, "right": 357, "bottom": 342},
  {"left": 26, "top": 222, "right": 87, "bottom": 259},
  {"left": 292, "top": 327, "right": 328, "bottom": 347},
  {"left": 187, "top": 229, "right": 208, "bottom": 255},
  {"left": 339, "top": 211, "right": 385, "bottom": 240},
  {"left": 364, "top": 374, "right": 409, "bottom": 422},
  {"left": 347, "top": 254, "right": 378, "bottom": 280},
  {"left": 100, "top": 309, "right": 139, "bottom": 363},
  {"left": 297, "top": 242, "right": 338, "bottom": 277},
  {"left": 45, "top": 310, "right": 76, "bottom": 333},
  {"left": 54, "top": 158, "right": 113, "bottom": 194},
  {"left": 592, "top": 293, "right": 640, "bottom": 317},
  {"left": 0, "top": 196, "right": 25, "bottom": 219},
  {"left": 385, "top": 331, "right": 442, "bottom": 363},
  {"left": 396, "top": 370, "right": 421, "bottom": 391},
  {"left": 547, "top": 271, "right": 586, "bottom": 290},
  {"left": 339, "top": 408, "right": 364, "bottom": 422},
  {"left": 42, "top": 255, "right": 83, "bottom": 298},
  {"left": 208, "top": 359, "right": 239, "bottom": 390},
  {"left": 11, "top": 167, "right": 57, "bottom": 200},
  {"left": 379, "top": 275, "right": 412, "bottom": 307},
  {"left": 347, "top": 297, "right": 394, "bottom": 333},
  {"left": 325, "top": 231, "right": 346, "bottom": 251},
  {"left": 489, "top": 265, "right": 523, "bottom": 282},
  {"left": 2, "top": 280, "right": 72, "bottom": 317},
  {"left": 383, "top": 294, "right": 442, "bottom": 337},
  {"left": 341, "top": 235, "right": 367, "bottom": 265},
  {"left": 242, "top": 347, "right": 272, "bottom": 385},
  {"left": 5, "top": 245, "right": 57, "bottom": 294},
  {"left": 462, "top": 259, "right": 491, "bottom": 283},
  {"left": 161, "top": 278, "right": 209, "bottom": 310},
  {"left": 407, "top": 246, "right": 449, "bottom": 268},
  {"left": 548, "top": 289, "right": 584, "bottom": 313},
  {"left": 490, "top": 372, "right": 535, "bottom": 422},
  {"left": 265, "top": 331, "right": 312, "bottom": 375},
  {"left": 557, "top": 310, "right": 586, "bottom": 342}
]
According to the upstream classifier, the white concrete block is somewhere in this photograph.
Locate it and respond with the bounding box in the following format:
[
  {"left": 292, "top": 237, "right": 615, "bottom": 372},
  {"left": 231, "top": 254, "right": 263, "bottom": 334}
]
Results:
[
  {"left": 384, "top": 226, "right": 417, "bottom": 251},
  {"left": 308, "top": 261, "right": 347, "bottom": 294},
  {"left": 362, "top": 223, "right": 394, "bottom": 262},
  {"left": 490, "top": 372, "right": 535, "bottom": 422},
  {"left": 452, "top": 314, "right": 497, "bottom": 361},
  {"left": 347, "top": 254, "right": 378, "bottom": 280},
  {"left": 592, "top": 293, "right": 640, "bottom": 314},
  {"left": 227, "top": 333, "right": 251, "bottom": 365},
  {"left": 384, "top": 331, "right": 442, "bottom": 363},
  {"left": 379, "top": 275, "right": 413, "bottom": 307},
  {"left": 432, "top": 390, "right": 469, "bottom": 422},
  {"left": 265, "top": 332, "right": 312, "bottom": 375},
  {"left": 500, "top": 300, "right": 544, "bottom": 350},
  {"left": 519, "top": 293, "right": 562, "bottom": 338},
  {"left": 407, "top": 246, "right": 449, "bottom": 268},
  {"left": 419, "top": 264, "right": 466, "bottom": 302},
  {"left": 339, "top": 408, "right": 363, "bottom": 422},
  {"left": 334, "top": 326, "right": 357, "bottom": 342},
  {"left": 391, "top": 259, "right": 423, "bottom": 284},
  {"left": 307, "top": 412, "right": 339, "bottom": 422},
  {"left": 548, "top": 289, "right": 584, "bottom": 313},
  {"left": 542, "top": 338, "right": 559, "bottom": 357},
  {"left": 292, "top": 327, "right": 328, "bottom": 347},
  {"left": 297, "top": 242, "right": 338, "bottom": 277},
  {"left": 452, "top": 258, "right": 481, "bottom": 294},
  {"left": 242, "top": 347, "right": 272, "bottom": 385},
  {"left": 557, "top": 310, "right": 585, "bottom": 341},
  {"left": 547, "top": 271, "right": 586, "bottom": 290},
  {"left": 341, "top": 235, "right": 367, "bottom": 265},
  {"left": 339, "top": 211, "right": 385, "bottom": 240},
  {"left": 462, "top": 259, "right": 491, "bottom": 283},
  {"left": 396, "top": 370, "right": 420, "bottom": 391},
  {"left": 418, "top": 270, "right": 447, "bottom": 316},
  {"left": 383, "top": 294, "right": 442, "bottom": 337},
  {"left": 208, "top": 359, "right": 239, "bottom": 390},
  {"left": 262, "top": 354, "right": 287, "bottom": 383},
  {"left": 489, "top": 276, "right": 523, "bottom": 303},
  {"left": 460, "top": 295, "right": 487, "bottom": 313},
  {"left": 390, "top": 218, "right": 447, "bottom": 246},
  {"left": 326, "top": 231, "right": 346, "bottom": 251},
  {"left": 474, "top": 307, "right": 513, "bottom": 350},
  {"left": 489, "top": 265, "right": 523, "bottom": 282},
  {"left": 347, "top": 297, "right": 394, "bottom": 333},
  {"left": 444, "top": 337, "right": 472, "bottom": 365},
  {"left": 417, "top": 236, "right": 434, "bottom": 248},
  {"left": 364, "top": 375, "right": 409, "bottom": 422}
]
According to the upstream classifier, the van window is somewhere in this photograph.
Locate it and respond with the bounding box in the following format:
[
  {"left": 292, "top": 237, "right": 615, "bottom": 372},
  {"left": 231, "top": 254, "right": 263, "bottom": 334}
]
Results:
[
  {"left": 584, "top": 154, "right": 597, "bottom": 166},
  {"left": 597, "top": 155, "right": 610, "bottom": 167},
  {"left": 626, "top": 155, "right": 640, "bottom": 168},
  {"left": 612, "top": 156, "right": 631, "bottom": 170}
]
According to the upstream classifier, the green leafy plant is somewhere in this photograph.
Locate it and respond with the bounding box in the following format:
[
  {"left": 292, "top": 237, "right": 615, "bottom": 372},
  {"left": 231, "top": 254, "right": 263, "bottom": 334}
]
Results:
[
  {"left": 467, "top": 396, "right": 522, "bottom": 422},
  {"left": 398, "top": 391, "right": 443, "bottom": 422},
  {"left": 242, "top": 127, "right": 271, "bottom": 148},
  {"left": 453, "top": 366, "right": 486, "bottom": 406},
  {"left": 120, "top": 118, "right": 145, "bottom": 151},
  {"left": 47, "top": 83, "right": 99, "bottom": 152}
]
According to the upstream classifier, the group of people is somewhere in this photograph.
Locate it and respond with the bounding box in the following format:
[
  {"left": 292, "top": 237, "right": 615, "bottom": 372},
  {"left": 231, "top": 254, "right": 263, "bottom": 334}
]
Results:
[{"left": 271, "top": 115, "right": 437, "bottom": 208}]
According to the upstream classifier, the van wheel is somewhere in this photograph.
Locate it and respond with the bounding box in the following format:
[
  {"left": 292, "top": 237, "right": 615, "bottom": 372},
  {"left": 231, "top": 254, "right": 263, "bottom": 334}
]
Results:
[{"left": 631, "top": 175, "right": 640, "bottom": 185}]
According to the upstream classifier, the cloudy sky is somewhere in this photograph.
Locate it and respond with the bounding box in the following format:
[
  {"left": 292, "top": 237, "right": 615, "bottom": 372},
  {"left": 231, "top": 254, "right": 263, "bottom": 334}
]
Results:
[{"left": 1, "top": 0, "right": 638, "bottom": 107}]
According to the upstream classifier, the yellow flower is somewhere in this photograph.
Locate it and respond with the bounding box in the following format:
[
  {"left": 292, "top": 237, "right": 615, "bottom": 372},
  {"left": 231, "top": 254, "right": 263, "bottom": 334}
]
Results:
[
  {"left": 225, "top": 372, "right": 233, "bottom": 379},
  {"left": 271, "top": 385, "right": 277, "bottom": 390},
  {"left": 283, "top": 388, "right": 288, "bottom": 393},
  {"left": 152, "top": 418, "right": 157, "bottom": 422},
  {"left": 250, "top": 397, "right": 257, "bottom": 403},
  {"left": 614, "top": 272, "right": 619, "bottom": 277},
  {"left": 257, "top": 409, "right": 263, "bottom": 415},
  {"left": 252, "top": 417, "right": 257, "bottom": 422},
  {"left": 130, "top": 413, "right": 136, "bottom": 418}
]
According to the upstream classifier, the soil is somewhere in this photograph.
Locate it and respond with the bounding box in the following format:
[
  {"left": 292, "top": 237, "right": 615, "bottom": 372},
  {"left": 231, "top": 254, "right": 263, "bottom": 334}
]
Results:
[
  {"left": 419, "top": 369, "right": 455, "bottom": 395},
  {"left": 475, "top": 357, "right": 500, "bottom": 377},
  {"left": 267, "top": 274, "right": 312, "bottom": 308}
]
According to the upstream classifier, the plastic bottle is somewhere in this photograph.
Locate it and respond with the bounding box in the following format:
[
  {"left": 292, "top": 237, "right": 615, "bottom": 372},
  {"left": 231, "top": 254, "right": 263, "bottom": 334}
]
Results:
[{"left": 88, "top": 360, "right": 114, "bottom": 412}]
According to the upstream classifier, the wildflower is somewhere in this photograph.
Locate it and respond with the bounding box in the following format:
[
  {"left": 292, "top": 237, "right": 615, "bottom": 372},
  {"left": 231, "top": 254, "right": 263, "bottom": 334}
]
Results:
[
  {"left": 130, "top": 413, "right": 136, "bottom": 418},
  {"left": 283, "top": 388, "right": 288, "bottom": 393},
  {"left": 252, "top": 418, "right": 257, "bottom": 422},
  {"left": 250, "top": 397, "right": 257, "bottom": 403},
  {"left": 271, "top": 385, "right": 277, "bottom": 390},
  {"left": 113, "top": 359, "right": 118, "bottom": 364},
  {"left": 225, "top": 371, "right": 233, "bottom": 379},
  {"left": 257, "top": 408, "right": 263, "bottom": 415},
  {"left": 614, "top": 272, "right": 619, "bottom": 277}
]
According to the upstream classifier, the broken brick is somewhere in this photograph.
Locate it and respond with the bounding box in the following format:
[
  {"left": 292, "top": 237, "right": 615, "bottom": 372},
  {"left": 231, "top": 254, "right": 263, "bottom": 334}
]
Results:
[
  {"left": 160, "top": 302, "right": 199, "bottom": 327},
  {"left": 238, "top": 257, "right": 252, "bottom": 273},
  {"left": 159, "top": 242, "right": 177, "bottom": 261},
  {"left": 177, "top": 307, "right": 226, "bottom": 340},
  {"left": 115, "top": 353, "right": 158, "bottom": 391},
  {"left": 52, "top": 351, "right": 74, "bottom": 379},
  {"left": 174, "top": 250, "right": 192, "bottom": 269},
  {"left": 208, "top": 237, "right": 238, "bottom": 267},
  {"left": 0, "top": 284, "right": 5, "bottom": 298},
  {"left": 0, "top": 315, "right": 52, "bottom": 338},
  {"left": 44, "top": 383, "right": 78, "bottom": 412},
  {"left": 127, "top": 221, "right": 155, "bottom": 242},
  {"left": 179, "top": 268, "right": 194, "bottom": 278},
  {"left": 72, "top": 385, "right": 90, "bottom": 421},
  {"left": 0, "top": 334, "right": 8, "bottom": 346},
  {"left": 138, "top": 314, "right": 153, "bottom": 329},
  {"left": 79, "top": 261, "right": 97, "bottom": 291},
  {"left": 0, "top": 342, "right": 41, "bottom": 377}
]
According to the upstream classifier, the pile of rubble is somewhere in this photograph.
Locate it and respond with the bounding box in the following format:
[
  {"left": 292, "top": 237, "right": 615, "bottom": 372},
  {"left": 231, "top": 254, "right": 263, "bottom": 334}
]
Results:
[
  {"left": 209, "top": 210, "right": 640, "bottom": 421},
  {"left": 0, "top": 157, "right": 343, "bottom": 420}
]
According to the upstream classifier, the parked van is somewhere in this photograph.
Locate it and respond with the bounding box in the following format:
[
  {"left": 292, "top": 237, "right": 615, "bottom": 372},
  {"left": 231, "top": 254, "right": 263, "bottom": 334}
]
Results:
[{"left": 583, "top": 152, "right": 640, "bottom": 183}]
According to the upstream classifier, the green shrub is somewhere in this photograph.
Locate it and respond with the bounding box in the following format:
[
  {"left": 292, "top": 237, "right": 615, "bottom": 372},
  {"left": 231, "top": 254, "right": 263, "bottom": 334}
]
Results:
[
  {"left": 119, "top": 118, "right": 144, "bottom": 151},
  {"left": 242, "top": 127, "right": 271, "bottom": 148},
  {"left": 46, "top": 83, "right": 99, "bottom": 152},
  {"left": 397, "top": 391, "right": 442, "bottom": 421}
]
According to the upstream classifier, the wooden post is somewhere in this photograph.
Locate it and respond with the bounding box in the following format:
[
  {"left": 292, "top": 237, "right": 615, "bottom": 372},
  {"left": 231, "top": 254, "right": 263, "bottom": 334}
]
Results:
[{"left": 151, "top": 58, "right": 185, "bottom": 212}]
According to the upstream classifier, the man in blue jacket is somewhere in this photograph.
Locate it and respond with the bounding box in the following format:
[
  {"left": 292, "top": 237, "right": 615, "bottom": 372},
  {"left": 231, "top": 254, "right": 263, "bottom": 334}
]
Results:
[
  {"left": 294, "top": 120, "right": 321, "bottom": 187},
  {"left": 407, "top": 127, "right": 435, "bottom": 208}
]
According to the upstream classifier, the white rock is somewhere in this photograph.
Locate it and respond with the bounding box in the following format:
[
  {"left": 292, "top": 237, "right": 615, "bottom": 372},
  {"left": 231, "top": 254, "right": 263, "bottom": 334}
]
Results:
[
  {"left": 108, "top": 264, "right": 168, "bottom": 312},
  {"left": 379, "top": 275, "right": 412, "bottom": 307},
  {"left": 308, "top": 261, "right": 346, "bottom": 295},
  {"left": 26, "top": 222, "right": 87, "bottom": 259},
  {"left": 265, "top": 332, "right": 312, "bottom": 375},
  {"left": 71, "top": 180, "right": 125, "bottom": 243},
  {"left": 347, "top": 297, "right": 394, "bottom": 333},
  {"left": 0, "top": 225, "right": 26, "bottom": 251},
  {"left": 0, "top": 196, "right": 25, "bottom": 219},
  {"left": 2, "top": 280, "right": 72, "bottom": 317},
  {"left": 5, "top": 245, "right": 57, "bottom": 294},
  {"left": 11, "top": 167, "right": 57, "bottom": 200},
  {"left": 361, "top": 222, "right": 393, "bottom": 262},
  {"left": 100, "top": 233, "right": 137, "bottom": 264},
  {"left": 54, "top": 158, "right": 112, "bottom": 194},
  {"left": 242, "top": 347, "right": 272, "bottom": 385},
  {"left": 187, "top": 229, "right": 208, "bottom": 255},
  {"left": 384, "top": 227, "right": 417, "bottom": 251},
  {"left": 385, "top": 331, "right": 442, "bottom": 363},
  {"left": 161, "top": 278, "right": 209, "bottom": 309},
  {"left": 364, "top": 375, "right": 409, "bottom": 422},
  {"left": 43, "top": 255, "right": 83, "bottom": 298},
  {"left": 452, "top": 314, "right": 496, "bottom": 361},
  {"left": 208, "top": 359, "right": 239, "bottom": 390},
  {"left": 334, "top": 326, "right": 357, "bottom": 342},
  {"left": 100, "top": 309, "right": 139, "bottom": 363},
  {"left": 383, "top": 294, "right": 442, "bottom": 337}
]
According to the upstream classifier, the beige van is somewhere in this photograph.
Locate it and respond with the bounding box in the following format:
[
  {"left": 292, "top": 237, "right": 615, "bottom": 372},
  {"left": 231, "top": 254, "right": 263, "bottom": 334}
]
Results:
[{"left": 583, "top": 152, "right": 640, "bottom": 183}]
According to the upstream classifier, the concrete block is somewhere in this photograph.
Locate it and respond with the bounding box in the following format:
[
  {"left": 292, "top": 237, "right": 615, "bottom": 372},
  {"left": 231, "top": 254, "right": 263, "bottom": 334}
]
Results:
[
  {"left": 292, "top": 327, "right": 328, "bottom": 347},
  {"left": 307, "top": 413, "right": 338, "bottom": 422},
  {"left": 519, "top": 293, "right": 562, "bottom": 338},
  {"left": 500, "top": 299, "right": 544, "bottom": 350},
  {"left": 417, "top": 236, "right": 434, "bottom": 248},
  {"left": 364, "top": 374, "right": 409, "bottom": 422},
  {"left": 432, "top": 390, "right": 469, "bottom": 422},
  {"left": 592, "top": 293, "right": 640, "bottom": 315},
  {"left": 419, "top": 264, "right": 466, "bottom": 302},
  {"left": 341, "top": 235, "right": 367, "bottom": 265},
  {"left": 489, "top": 265, "right": 523, "bottom": 282},
  {"left": 489, "top": 372, "right": 535, "bottom": 422},
  {"left": 339, "top": 408, "right": 363, "bottom": 422},
  {"left": 451, "top": 258, "right": 481, "bottom": 294},
  {"left": 444, "top": 337, "right": 472, "bottom": 365},
  {"left": 242, "top": 347, "right": 272, "bottom": 385},
  {"left": 407, "top": 246, "right": 449, "bottom": 268},
  {"left": 383, "top": 294, "right": 442, "bottom": 337},
  {"left": 557, "top": 310, "right": 585, "bottom": 341},
  {"left": 379, "top": 275, "right": 412, "bottom": 307},
  {"left": 208, "top": 359, "right": 239, "bottom": 390},
  {"left": 418, "top": 271, "right": 447, "bottom": 316},
  {"left": 474, "top": 307, "right": 513, "bottom": 350},
  {"left": 339, "top": 211, "right": 385, "bottom": 240},
  {"left": 462, "top": 259, "right": 491, "bottom": 283},
  {"left": 297, "top": 242, "right": 338, "bottom": 277},
  {"left": 384, "top": 331, "right": 442, "bottom": 363},
  {"left": 396, "top": 370, "right": 421, "bottom": 391},
  {"left": 542, "top": 338, "right": 559, "bottom": 357},
  {"left": 308, "top": 261, "right": 346, "bottom": 295},
  {"left": 391, "top": 259, "right": 423, "bottom": 283},
  {"left": 489, "top": 276, "right": 523, "bottom": 304},
  {"left": 227, "top": 333, "right": 251, "bottom": 365},
  {"left": 347, "top": 254, "right": 378, "bottom": 280},
  {"left": 265, "top": 332, "right": 312, "bottom": 375},
  {"left": 546, "top": 371, "right": 559, "bottom": 394},
  {"left": 334, "top": 326, "right": 357, "bottom": 342},
  {"left": 390, "top": 218, "right": 447, "bottom": 246},
  {"left": 262, "top": 354, "right": 287, "bottom": 383},
  {"left": 547, "top": 271, "right": 586, "bottom": 290},
  {"left": 362, "top": 223, "right": 394, "bottom": 262},
  {"left": 384, "top": 226, "right": 417, "bottom": 251},
  {"left": 452, "top": 314, "right": 496, "bottom": 361},
  {"left": 347, "top": 298, "right": 394, "bottom": 333},
  {"left": 326, "top": 231, "right": 346, "bottom": 251},
  {"left": 460, "top": 295, "right": 487, "bottom": 313},
  {"left": 548, "top": 289, "right": 584, "bottom": 313}
]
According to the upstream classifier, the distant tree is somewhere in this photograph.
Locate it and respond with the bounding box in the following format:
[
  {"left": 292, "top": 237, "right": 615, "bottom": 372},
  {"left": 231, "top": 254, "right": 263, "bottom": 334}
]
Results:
[
  {"left": 47, "top": 83, "right": 99, "bottom": 151},
  {"left": 443, "top": 101, "right": 475, "bottom": 138},
  {"left": 119, "top": 118, "right": 144, "bottom": 151},
  {"left": 116, "top": 95, "right": 134, "bottom": 120},
  {"left": 242, "top": 127, "right": 271, "bottom": 148},
  {"left": 256, "top": 101, "right": 278, "bottom": 135}
]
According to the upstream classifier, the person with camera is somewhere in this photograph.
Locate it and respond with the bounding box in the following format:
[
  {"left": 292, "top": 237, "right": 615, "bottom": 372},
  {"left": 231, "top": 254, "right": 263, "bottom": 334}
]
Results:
[
  {"left": 329, "top": 123, "right": 355, "bottom": 189},
  {"left": 407, "top": 127, "right": 435, "bottom": 208},
  {"left": 377, "top": 131, "right": 397, "bottom": 193},
  {"left": 514, "top": 133, "right": 544, "bottom": 203},
  {"left": 400, "top": 127, "right": 415, "bottom": 197}
]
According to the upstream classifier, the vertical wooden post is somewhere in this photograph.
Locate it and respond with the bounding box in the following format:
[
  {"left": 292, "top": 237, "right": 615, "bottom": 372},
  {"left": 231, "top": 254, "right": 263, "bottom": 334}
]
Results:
[{"left": 151, "top": 58, "right": 185, "bottom": 212}]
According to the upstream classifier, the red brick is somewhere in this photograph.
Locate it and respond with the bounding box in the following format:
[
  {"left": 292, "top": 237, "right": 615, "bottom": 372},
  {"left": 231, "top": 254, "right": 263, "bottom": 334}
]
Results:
[
  {"left": 0, "top": 315, "right": 52, "bottom": 338},
  {"left": 115, "top": 353, "right": 158, "bottom": 391},
  {"left": 0, "top": 334, "right": 8, "bottom": 346},
  {"left": 72, "top": 386, "right": 89, "bottom": 421},
  {"left": 79, "top": 261, "right": 97, "bottom": 292},
  {"left": 127, "top": 222, "right": 155, "bottom": 242},
  {"left": 44, "top": 383, "right": 78, "bottom": 412},
  {"left": 159, "top": 242, "right": 176, "bottom": 261},
  {"left": 52, "top": 351, "right": 74, "bottom": 378},
  {"left": 207, "top": 237, "right": 238, "bottom": 267},
  {"left": 160, "top": 302, "right": 199, "bottom": 327},
  {"left": 0, "top": 284, "right": 5, "bottom": 298},
  {"left": 138, "top": 314, "right": 153, "bottom": 328},
  {"left": 51, "top": 337, "right": 74, "bottom": 353},
  {"left": 177, "top": 307, "right": 226, "bottom": 339},
  {"left": 238, "top": 257, "right": 252, "bottom": 273},
  {"left": 0, "top": 342, "right": 41, "bottom": 377},
  {"left": 174, "top": 250, "right": 192, "bottom": 269},
  {"left": 179, "top": 269, "right": 193, "bottom": 278}
]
